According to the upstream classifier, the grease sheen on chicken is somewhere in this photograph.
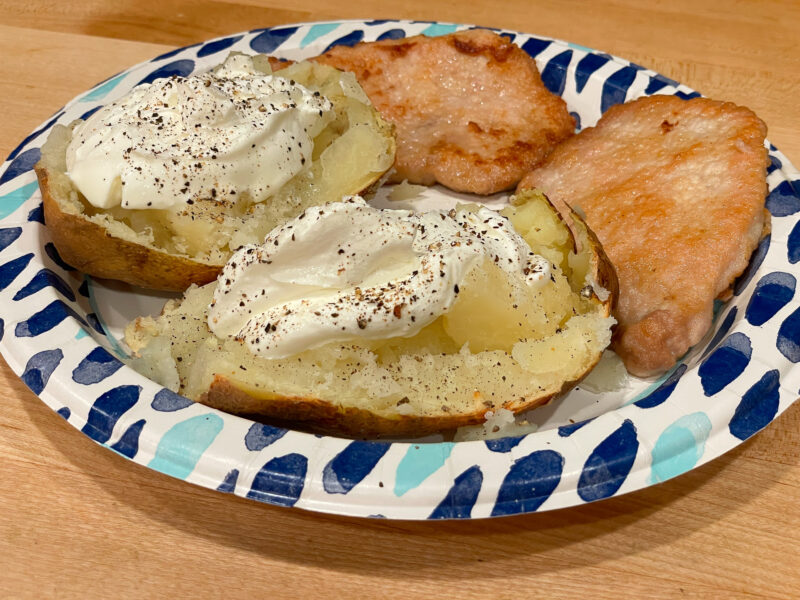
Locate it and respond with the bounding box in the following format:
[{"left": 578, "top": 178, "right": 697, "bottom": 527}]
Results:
[
  {"left": 519, "top": 95, "right": 769, "bottom": 377},
  {"left": 315, "top": 29, "right": 575, "bottom": 195}
]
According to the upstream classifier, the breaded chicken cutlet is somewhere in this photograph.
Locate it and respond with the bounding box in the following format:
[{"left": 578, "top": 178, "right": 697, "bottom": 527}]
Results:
[
  {"left": 315, "top": 29, "right": 575, "bottom": 195},
  {"left": 519, "top": 95, "right": 769, "bottom": 377}
]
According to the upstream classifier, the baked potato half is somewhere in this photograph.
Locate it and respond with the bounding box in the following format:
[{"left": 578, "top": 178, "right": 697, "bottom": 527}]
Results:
[
  {"left": 35, "top": 57, "right": 395, "bottom": 291},
  {"left": 125, "top": 190, "right": 617, "bottom": 438}
]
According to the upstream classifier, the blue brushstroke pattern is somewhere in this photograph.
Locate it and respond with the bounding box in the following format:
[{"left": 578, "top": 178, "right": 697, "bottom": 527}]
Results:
[
  {"left": 197, "top": 35, "right": 243, "bottom": 57},
  {"left": 72, "top": 347, "right": 123, "bottom": 385},
  {"left": 323, "top": 30, "right": 365, "bottom": 54},
  {"left": 81, "top": 385, "right": 141, "bottom": 444},
  {"left": 45, "top": 242, "right": 75, "bottom": 271},
  {"left": 734, "top": 234, "right": 770, "bottom": 296},
  {"left": 15, "top": 300, "right": 86, "bottom": 337},
  {"left": 20, "top": 349, "right": 63, "bottom": 395},
  {"left": 7, "top": 111, "right": 63, "bottom": 161},
  {"left": 491, "top": 450, "right": 564, "bottom": 516},
  {"left": 250, "top": 27, "right": 298, "bottom": 54},
  {"left": 79, "top": 106, "right": 102, "bottom": 122},
  {"left": 674, "top": 90, "right": 702, "bottom": 100},
  {"left": 428, "top": 465, "right": 483, "bottom": 519},
  {"left": 244, "top": 422, "right": 287, "bottom": 451},
  {"left": 110, "top": 419, "right": 146, "bottom": 459},
  {"left": 540, "top": 50, "right": 572, "bottom": 96},
  {"left": 521, "top": 38, "right": 551, "bottom": 58},
  {"left": 699, "top": 333, "right": 752, "bottom": 396},
  {"left": 558, "top": 418, "right": 593, "bottom": 437},
  {"left": 0, "top": 227, "right": 22, "bottom": 253},
  {"left": 0, "top": 180, "right": 39, "bottom": 220},
  {"left": 777, "top": 307, "right": 800, "bottom": 362},
  {"left": 765, "top": 180, "right": 800, "bottom": 217},
  {"left": 634, "top": 364, "right": 687, "bottom": 408},
  {"left": 0, "top": 317, "right": 3, "bottom": 342},
  {"left": 644, "top": 78, "right": 669, "bottom": 95},
  {"left": 27, "top": 203, "right": 44, "bottom": 224},
  {"left": 151, "top": 43, "right": 200, "bottom": 62},
  {"left": 485, "top": 436, "right": 524, "bottom": 453},
  {"left": 217, "top": 469, "right": 239, "bottom": 493},
  {"left": 789, "top": 220, "right": 800, "bottom": 264},
  {"left": 300, "top": 23, "right": 340, "bottom": 47},
  {"left": 745, "top": 272, "right": 796, "bottom": 326},
  {"left": 147, "top": 414, "right": 224, "bottom": 479},
  {"left": 729, "top": 370, "right": 780, "bottom": 441},
  {"left": 323, "top": 441, "right": 391, "bottom": 494},
  {"left": 575, "top": 53, "right": 607, "bottom": 93},
  {"left": 13, "top": 268, "right": 75, "bottom": 302},
  {"left": 247, "top": 453, "right": 308, "bottom": 507},
  {"left": 137, "top": 60, "right": 194, "bottom": 86},
  {"left": 601, "top": 66, "right": 637, "bottom": 113},
  {"left": 394, "top": 443, "right": 455, "bottom": 497},
  {"left": 377, "top": 28, "right": 406, "bottom": 41},
  {"left": 577, "top": 419, "right": 638, "bottom": 502},
  {"left": 701, "top": 306, "right": 738, "bottom": 359},
  {"left": 85, "top": 313, "right": 106, "bottom": 336},
  {"left": 56, "top": 407, "right": 70, "bottom": 420},
  {"left": 151, "top": 388, "right": 194, "bottom": 411},
  {"left": 78, "top": 279, "right": 89, "bottom": 297},
  {"left": 649, "top": 412, "right": 712, "bottom": 484},
  {"left": 0, "top": 148, "right": 40, "bottom": 186},
  {"left": 0, "top": 253, "right": 33, "bottom": 292},
  {"left": 767, "top": 154, "right": 782, "bottom": 175}
]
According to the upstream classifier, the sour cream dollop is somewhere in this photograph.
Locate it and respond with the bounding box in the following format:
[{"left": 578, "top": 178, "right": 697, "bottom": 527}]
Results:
[
  {"left": 208, "top": 197, "right": 552, "bottom": 359},
  {"left": 65, "top": 54, "right": 333, "bottom": 210}
]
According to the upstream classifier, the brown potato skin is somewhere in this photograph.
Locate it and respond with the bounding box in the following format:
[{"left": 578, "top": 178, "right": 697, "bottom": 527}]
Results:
[
  {"left": 201, "top": 375, "right": 562, "bottom": 438},
  {"left": 197, "top": 204, "right": 618, "bottom": 439},
  {"left": 36, "top": 165, "right": 221, "bottom": 291}
]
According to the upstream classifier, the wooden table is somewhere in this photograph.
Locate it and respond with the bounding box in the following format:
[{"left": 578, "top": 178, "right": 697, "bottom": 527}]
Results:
[{"left": 1, "top": 2, "right": 798, "bottom": 597}]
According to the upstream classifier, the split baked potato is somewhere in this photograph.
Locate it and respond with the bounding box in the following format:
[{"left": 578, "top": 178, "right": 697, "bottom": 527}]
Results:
[
  {"left": 35, "top": 57, "right": 395, "bottom": 291},
  {"left": 125, "top": 190, "right": 618, "bottom": 438}
]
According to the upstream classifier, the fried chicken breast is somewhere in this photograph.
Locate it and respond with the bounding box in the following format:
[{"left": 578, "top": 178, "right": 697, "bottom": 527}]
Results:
[
  {"left": 519, "top": 95, "right": 768, "bottom": 377},
  {"left": 315, "top": 29, "right": 575, "bottom": 195}
]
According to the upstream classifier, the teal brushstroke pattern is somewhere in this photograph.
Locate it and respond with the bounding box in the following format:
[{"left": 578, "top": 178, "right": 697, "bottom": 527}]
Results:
[
  {"left": 394, "top": 442, "right": 454, "bottom": 496},
  {"left": 421, "top": 23, "right": 460, "bottom": 37},
  {"left": 649, "top": 412, "right": 712, "bottom": 484},
  {"left": 300, "top": 23, "right": 340, "bottom": 47},
  {"left": 148, "top": 414, "right": 224, "bottom": 479},
  {"left": 0, "top": 181, "right": 39, "bottom": 220},
  {"left": 80, "top": 73, "right": 128, "bottom": 102}
]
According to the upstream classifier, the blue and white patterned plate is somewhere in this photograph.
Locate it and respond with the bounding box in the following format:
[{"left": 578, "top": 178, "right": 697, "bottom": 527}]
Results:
[{"left": 1, "top": 20, "right": 798, "bottom": 520}]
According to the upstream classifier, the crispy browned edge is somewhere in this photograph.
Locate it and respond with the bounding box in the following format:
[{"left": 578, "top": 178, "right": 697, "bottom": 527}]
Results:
[
  {"left": 197, "top": 198, "right": 619, "bottom": 438},
  {"left": 35, "top": 165, "right": 222, "bottom": 291}
]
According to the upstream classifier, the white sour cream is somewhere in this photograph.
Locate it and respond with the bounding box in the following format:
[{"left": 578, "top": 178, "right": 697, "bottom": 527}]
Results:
[
  {"left": 65, "top": 54, "right": 333, "bottom": 210},
  {"left": 208, "top": 197, "right": 552, "bottom": 359}
]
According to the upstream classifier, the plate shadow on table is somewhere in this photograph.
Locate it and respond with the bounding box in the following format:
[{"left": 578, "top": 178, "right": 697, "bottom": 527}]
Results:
[{"left": 20, "top": 388, "right": 799, "bottom": 581}]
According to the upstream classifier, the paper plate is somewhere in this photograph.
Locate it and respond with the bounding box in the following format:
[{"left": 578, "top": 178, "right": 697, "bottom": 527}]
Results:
[{"left": 1, "top": 20, "right": 798, "bottom": 519}]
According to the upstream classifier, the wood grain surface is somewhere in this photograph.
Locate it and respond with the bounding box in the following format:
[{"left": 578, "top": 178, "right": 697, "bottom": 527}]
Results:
[{"left": 1, "top": 2, "right": 799, "bottom": 598}]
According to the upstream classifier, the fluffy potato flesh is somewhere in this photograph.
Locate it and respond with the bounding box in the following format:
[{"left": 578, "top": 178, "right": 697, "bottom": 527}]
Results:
[
  {"left": 36, "top": 57, "right": 395, "bottom": 289},
  {"left": 126, "top": 190, "right": 617, "bottom": 437}
]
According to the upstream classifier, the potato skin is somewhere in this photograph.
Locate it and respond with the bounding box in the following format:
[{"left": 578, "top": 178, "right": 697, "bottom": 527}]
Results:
[
  {"left": 201, "top": 375, "right": 566, "bottom": 438},
  {"left": 36, "top": 165, "right": 221, "bottom": 291},
  {"left": 34, "top": 58, "right": 395, "bottom": 291},
  {"left": 194, "top": 201, "right": 618, "bottom": 439}
]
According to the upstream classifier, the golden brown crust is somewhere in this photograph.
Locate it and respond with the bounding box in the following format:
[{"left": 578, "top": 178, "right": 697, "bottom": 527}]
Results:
[
  {"left": 36, "top": 165, "right": 221, "bottom": 291},
  {"left": 315, "top": 29, "right": 575, "bottom": 195},
  {"left": 519, "top": 95, "right": 767, "bottom": 377},
  {"left": 202, "top": 375, "right": 560, "bottom": 438}
]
